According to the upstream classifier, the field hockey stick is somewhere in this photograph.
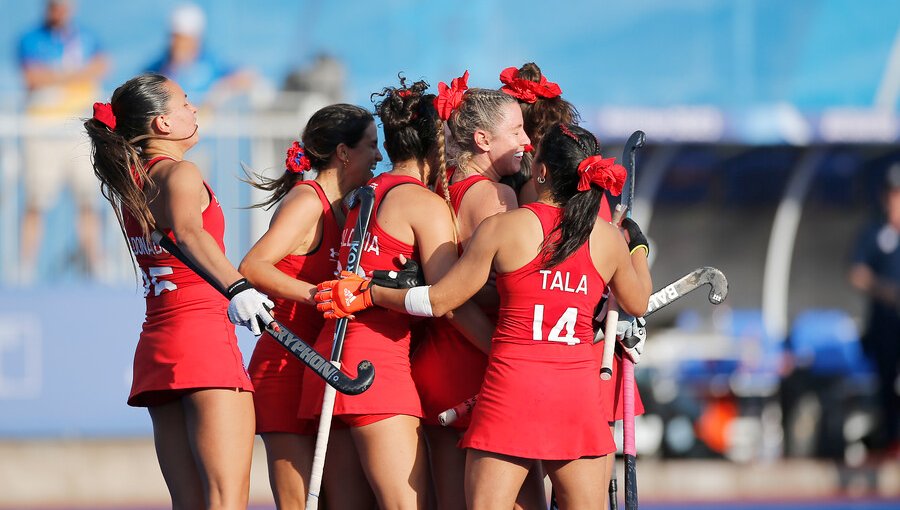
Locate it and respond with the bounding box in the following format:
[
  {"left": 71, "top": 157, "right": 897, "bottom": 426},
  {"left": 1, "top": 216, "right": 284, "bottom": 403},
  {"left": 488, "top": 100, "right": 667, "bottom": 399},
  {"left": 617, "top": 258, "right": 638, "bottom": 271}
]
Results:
[
  {"left": 438, "top": 265, "right": 729, "bottom": 426},
  {"left": 306, "top": 184, "right": 376, "bottom": 510},
  {"left": 619, "top": 129, "right": 645, "bottom": 510},
  {"left": 599, "top": 131, "right": 644, "bottom": 378},
  {"left": 437, "top": 395, "right": 477, "bottom": 426},
  {"left": 149, "top": 230, "right": 374, "bottom": 396}
]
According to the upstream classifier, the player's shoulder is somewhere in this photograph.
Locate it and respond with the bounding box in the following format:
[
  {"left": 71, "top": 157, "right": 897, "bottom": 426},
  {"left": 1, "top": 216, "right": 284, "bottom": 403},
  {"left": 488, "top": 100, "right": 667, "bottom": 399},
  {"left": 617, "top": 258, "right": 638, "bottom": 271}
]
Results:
[
  {"left": 460, "top": 179, "right": 518, "bottom": 217},
  {"left": 278, "top": 182, "right": 327, "bottom": 217},
  {"left": 150, "top": 159, "right": 204, "bottom": 190},
  {"left": 468, "top": 178, "right": 517, "bottom": 201},
  {"left": 387, "top": 179, "right": 444, "bottom": 206}
]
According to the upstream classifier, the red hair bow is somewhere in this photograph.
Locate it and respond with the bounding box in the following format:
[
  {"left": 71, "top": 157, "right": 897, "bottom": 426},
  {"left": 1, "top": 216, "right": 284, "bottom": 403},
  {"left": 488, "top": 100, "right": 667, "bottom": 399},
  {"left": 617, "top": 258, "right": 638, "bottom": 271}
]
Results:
[
  {"left": 577, "top": 155, "right": 626, "bottom": 195},
  {"left": 285, "top": 141, "right": 311, "bottom": 174},
  {"left": 499, "top": 67, "right": 562, "bottom": 104},
  {"left": 434, "top": 70, "right": 469, "bottom": 121},
  {"left": 92, "top": 102, "right": 116, "bottom": 130}
]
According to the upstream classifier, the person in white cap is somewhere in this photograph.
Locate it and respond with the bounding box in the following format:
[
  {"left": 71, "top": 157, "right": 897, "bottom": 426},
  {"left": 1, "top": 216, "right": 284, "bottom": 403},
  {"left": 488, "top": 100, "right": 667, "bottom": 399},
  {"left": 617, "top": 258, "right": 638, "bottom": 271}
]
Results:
[{"left": 146, "top": 2, "right": 254, "bottom": 108}]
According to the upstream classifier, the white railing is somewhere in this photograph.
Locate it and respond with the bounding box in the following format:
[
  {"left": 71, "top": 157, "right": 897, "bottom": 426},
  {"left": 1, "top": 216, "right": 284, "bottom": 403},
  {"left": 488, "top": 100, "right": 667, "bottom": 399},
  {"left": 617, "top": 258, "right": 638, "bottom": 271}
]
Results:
[{"left": 0, "top": 107, "right": 323, "bottom": 287}]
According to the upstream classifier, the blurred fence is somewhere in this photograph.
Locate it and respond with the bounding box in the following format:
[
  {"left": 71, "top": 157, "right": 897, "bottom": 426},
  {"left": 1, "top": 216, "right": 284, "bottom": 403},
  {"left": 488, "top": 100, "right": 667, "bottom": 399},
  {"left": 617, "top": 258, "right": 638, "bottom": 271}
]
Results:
[{"left": 0, "top": 102, "right": 329, "bottom": 286}]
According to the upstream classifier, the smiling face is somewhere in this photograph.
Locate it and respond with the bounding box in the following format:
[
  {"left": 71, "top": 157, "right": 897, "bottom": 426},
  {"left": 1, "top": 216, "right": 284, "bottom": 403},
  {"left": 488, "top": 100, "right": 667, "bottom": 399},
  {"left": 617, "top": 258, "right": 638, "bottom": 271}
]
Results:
[
  {"left": 482, "top": 102, "right": 531, "bottom": 177},
  {"left": 342, "top": 121, "right": 382, "bottom": 186},
  {"left": 157, "top": 79, "right": 199, "bottom": 148}
]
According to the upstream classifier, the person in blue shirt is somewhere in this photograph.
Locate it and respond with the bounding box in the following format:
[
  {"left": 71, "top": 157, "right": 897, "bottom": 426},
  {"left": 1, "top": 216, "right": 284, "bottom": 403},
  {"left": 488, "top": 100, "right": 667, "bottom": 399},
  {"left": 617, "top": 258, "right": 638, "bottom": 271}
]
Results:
[
  {"left": 849, "top": 163, "right": 900, "bottom": 457},
  {"left": 146, "top": 3, "right": 255, "bottom": 109},
  {"left": 18, "top": 0, "right": 109, "bottom": 284}
]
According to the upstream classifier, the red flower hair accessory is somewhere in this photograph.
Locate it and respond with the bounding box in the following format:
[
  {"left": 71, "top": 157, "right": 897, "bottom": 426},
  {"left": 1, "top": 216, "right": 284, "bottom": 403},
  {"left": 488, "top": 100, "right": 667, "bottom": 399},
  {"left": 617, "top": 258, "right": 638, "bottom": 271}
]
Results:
[
  {"left": 524, "top": 144, "right": 534, "bottom": 153},
  {"left": 396, "top": 89, "right": 412, "bottom": 98},
  {"left": 92, "top": 102, "right": 116, "bottom": 130},
  {"left": 577, "top": 155, "right": 626, "bottom": 195},
  {"left": 499, "top": 67, "right": 562, "bottom": 104},
  {"left": 285, "top": 141, "right": 311, "bottom": 174},
  {"left": 434, "top": 70, "right": 469, "bottom": 121}
]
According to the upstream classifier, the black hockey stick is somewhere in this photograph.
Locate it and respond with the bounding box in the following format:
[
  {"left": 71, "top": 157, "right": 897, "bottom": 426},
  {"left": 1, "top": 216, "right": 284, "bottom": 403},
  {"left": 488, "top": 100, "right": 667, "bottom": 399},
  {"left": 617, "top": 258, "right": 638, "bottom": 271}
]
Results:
[
  {"left": 600, "top": 130, "right": 645, "bottom": 379},
  {"left": 150, "top": 230, "right": 374, "bottom": 396},
  {"left": 621, "top": 129, "right": 645, "bottom": 510},
  {"left": 306, "top": 184, "right": 377, "bottom": 510}
]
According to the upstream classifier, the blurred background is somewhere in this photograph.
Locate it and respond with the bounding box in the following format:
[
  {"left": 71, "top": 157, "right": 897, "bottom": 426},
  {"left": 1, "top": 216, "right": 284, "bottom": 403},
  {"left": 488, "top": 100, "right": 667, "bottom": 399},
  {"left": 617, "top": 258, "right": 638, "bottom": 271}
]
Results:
[{"left": 1, "top": 0, "right": 899, "bottom": 508}]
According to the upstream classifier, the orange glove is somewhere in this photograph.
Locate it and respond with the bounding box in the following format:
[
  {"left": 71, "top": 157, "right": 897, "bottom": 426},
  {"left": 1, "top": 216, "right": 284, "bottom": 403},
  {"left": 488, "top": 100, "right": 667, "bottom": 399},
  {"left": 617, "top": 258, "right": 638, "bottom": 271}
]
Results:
[{"left": 315, "top": 271, "right": 374, "bottom": 319}]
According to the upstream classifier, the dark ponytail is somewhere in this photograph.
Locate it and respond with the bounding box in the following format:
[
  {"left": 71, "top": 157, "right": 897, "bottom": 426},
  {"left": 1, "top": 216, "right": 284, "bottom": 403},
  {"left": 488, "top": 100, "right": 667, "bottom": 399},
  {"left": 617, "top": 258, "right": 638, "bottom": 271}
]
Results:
[
  {"left": 248, "top": 103, "right": 373, "bottom": 209},
  {"left": 84, "top": 73, "right": 170, "bottom": 242},
  {"left": 372, "top": 76, "right": 458, "bottom": 237},
  {"left": 537, "top": 123, "right": 605, "bottom": 268}
]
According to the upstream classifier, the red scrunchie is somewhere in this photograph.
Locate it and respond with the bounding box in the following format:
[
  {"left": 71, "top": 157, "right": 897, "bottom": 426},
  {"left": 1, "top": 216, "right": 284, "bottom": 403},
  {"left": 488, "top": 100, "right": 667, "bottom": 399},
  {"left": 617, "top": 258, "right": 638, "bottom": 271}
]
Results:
[
  {"left": 92, "top": 102, "right": 116, "bottom": 130},
  {"left": 285, "top": 141, "right": 311, "bottom": 174},
  {"left": 499, "top": 67, "right": 562, "bottom": 104},
  {"left": 577, "top": 155, "right": 626, "bottom": 195},
  {"left": 434, "top": 70, "right": 469, "bottom": 121}
]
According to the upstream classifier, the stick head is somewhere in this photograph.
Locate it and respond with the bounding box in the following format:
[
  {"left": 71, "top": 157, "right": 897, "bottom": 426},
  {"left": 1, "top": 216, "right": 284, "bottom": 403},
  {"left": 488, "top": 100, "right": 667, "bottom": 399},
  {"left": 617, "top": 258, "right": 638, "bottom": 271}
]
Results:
[
  {"left": 626, "top": 130, "right": 646, "bottom": 151},
  {"left": 621, "top": 130, "right": 646, "bottom": 211},
  {"left": 344, "top": 185, "right": 375, "bottom": 209},
  {"left": 698, "top": 267, "right": 728, "bottom": 304}
]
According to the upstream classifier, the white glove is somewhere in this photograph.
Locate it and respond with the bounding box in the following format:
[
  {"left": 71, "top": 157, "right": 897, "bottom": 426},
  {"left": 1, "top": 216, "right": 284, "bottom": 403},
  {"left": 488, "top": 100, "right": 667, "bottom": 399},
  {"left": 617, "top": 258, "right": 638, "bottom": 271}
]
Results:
[
  {"left": 616, "top": 316, "right": 646, "bottom": 364},
  {"left": 226, "top": 279, "right": 275, "bottom": 335}
]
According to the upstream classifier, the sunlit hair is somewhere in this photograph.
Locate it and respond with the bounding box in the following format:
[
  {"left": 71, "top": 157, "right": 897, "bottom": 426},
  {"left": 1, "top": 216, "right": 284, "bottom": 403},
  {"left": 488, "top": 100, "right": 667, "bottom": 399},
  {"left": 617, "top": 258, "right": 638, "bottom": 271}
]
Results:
[
  {"left": 446, "top": 88, "right": 518, "bottom": 174},
  {"left": 84, "top": 73, "right": 170, "bottom": 243}
]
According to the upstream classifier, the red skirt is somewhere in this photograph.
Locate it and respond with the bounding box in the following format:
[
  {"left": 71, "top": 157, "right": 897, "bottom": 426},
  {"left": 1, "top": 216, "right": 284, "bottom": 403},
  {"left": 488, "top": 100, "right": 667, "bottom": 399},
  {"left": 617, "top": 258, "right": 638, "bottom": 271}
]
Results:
[
  {"left": 248, "top": 334, "right": 318, "bottom": 435},
  {"left": 411, "top": 319, "right": 488, "bottom": 429},
  {"left": 129, "top": 284, "right": 253, "bottom": 407},
  {"left": 298, "top": 313, "right": 423, "bottom": 420},
  {"left": 461, "top": 341, "right": 615, "bottom": 460}
]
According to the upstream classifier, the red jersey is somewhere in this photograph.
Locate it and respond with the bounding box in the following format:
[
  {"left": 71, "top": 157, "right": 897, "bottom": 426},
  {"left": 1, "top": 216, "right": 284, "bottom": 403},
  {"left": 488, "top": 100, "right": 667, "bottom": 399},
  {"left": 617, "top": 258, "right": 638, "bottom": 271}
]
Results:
[
  {"left": 493, "top": 203, "right": 606, "bottom": 346},
  {"left": 249, "top": 180, "right": 340, "bottom": 434},
  {"left": 300, "top": 173, "right": 425, "bottom": 419},
  {"left": 599, "top": 192, "right": 612, "bottom": 222},
  {"left": 411, "top": 169, "right": 493, "bottom": 427},
  {"left": 124, "top": 156, "right": 224, "bottom": 298},
  {"left": 444, "top": 170, "right": 491, "bottom": 218},
  {"left": 461, "top": 202, "right": 615, "bottom": 459},
  {"left": 126, "top": 156, "right": 251, "bottom": 407},
  {"left": 266, "top": 180, "right": 340, "bottom": 341}
]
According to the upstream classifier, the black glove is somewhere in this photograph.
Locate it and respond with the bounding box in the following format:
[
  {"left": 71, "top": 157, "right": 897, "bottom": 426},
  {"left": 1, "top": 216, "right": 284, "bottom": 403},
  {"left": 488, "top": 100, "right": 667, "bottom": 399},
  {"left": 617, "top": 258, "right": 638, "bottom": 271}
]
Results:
[
  {"left": 621, "top": 217, "right": 649, "bottom": 256},
  {"left": 370, "top": 258, "right": 425, "bottom": 289}
]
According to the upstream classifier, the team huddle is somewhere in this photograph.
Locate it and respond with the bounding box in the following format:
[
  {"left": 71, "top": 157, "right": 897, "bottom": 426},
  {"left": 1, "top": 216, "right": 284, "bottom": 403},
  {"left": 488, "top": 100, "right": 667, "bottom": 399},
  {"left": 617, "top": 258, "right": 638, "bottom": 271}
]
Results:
[{"left": 84, "top": 63, "right": 652, "bottom": 510}]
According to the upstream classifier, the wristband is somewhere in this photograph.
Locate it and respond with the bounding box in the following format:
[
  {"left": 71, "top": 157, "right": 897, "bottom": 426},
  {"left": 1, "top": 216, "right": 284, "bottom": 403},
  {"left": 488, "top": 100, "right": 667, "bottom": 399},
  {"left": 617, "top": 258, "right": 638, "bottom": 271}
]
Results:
[
  {"left": 404, "top": 286, "right": 434, "bottom": 317},
  {"left": 225, "top": 278, "right": 253, "bottom": 299},
  {"left": 630, "top": 244, "right": 649, "bottom": 257}
]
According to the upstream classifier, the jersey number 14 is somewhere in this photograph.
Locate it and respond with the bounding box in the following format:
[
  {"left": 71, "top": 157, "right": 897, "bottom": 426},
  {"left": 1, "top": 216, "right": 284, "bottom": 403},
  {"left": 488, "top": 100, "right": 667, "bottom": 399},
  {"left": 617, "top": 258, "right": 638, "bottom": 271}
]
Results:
[{"left": 532, "top": 305, "right": 579, "bottom": 345}]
